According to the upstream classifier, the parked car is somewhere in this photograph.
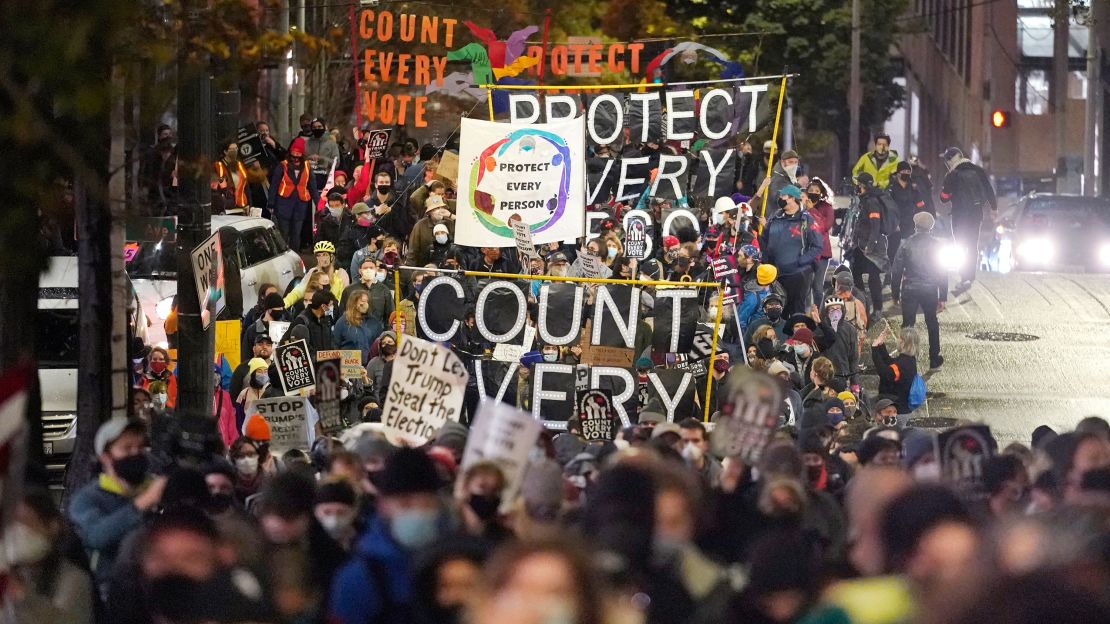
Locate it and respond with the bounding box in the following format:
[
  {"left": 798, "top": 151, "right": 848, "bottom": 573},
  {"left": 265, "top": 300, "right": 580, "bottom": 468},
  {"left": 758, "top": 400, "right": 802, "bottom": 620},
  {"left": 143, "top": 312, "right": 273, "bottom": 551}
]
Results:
[
  {"left": 38, "top": 256, "right": 148, "bottom": 482},
  {"left": 1003, "top": 194, "right": 1110, "bottom": 272},
  {"left": 128, "top": 215, "right": 305, "bottom": 347}
]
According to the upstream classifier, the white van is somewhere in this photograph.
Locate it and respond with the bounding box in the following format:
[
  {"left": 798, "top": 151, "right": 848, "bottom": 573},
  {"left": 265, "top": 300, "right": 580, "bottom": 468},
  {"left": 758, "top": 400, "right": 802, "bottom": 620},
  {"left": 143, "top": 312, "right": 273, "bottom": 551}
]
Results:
[
  {"left": 129, "top": 215, "right": 305, "bottom": 347},
  {"left": 38, "top": 256, "right": 149, "bottom": 478}
]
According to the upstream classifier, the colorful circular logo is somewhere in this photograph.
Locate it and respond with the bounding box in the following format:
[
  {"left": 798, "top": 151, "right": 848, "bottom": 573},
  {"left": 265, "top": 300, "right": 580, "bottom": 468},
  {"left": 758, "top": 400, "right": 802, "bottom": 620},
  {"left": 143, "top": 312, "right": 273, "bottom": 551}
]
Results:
[{"left": 468, "top": 128, "right": 572, "bottom": 238}]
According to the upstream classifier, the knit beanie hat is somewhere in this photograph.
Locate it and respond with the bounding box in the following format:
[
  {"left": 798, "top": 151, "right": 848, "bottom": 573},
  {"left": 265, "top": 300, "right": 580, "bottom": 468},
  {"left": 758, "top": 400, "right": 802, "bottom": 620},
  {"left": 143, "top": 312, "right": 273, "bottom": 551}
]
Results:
[
  {"left": 244, "top": 413, "right": 271, "bottom": 441},
  {"left": 434, "top": 421, "right": 469, "bottom": 460},
  {"left": 757, "top": 264, "right": 778, "bottom": 286},
  {"left": 248, "top": 357, "right": 269, "bottom": 375},
  {"left": 315, "top": 479, "right": 357, "bottom": 506},
  {"left": 376, "top": 448, "right": 442, "bottom": 496}
]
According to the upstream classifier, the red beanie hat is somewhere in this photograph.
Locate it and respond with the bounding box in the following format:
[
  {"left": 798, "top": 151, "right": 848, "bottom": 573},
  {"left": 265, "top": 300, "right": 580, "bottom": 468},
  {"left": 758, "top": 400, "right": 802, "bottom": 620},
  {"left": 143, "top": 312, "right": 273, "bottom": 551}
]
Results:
[
  {"left": 244, "top": 413, "right": 271, "bottom": 442},
  {"left": 663, "top": 235, "right": 680, "bottom": 249},
  {"left": 789, "top": 328, "right": 815, "bottom": 346},
  {"left": 289, "top": 137, "right": 306, "bottom": 157}
]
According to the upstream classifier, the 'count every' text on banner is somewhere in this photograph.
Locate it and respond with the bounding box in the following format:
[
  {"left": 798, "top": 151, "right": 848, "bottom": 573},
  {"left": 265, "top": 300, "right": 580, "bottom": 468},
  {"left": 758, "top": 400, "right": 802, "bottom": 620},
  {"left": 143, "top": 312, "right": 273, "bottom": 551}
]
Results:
[{"left": 454, "top": 116, "right": 586, "bottom": 248}]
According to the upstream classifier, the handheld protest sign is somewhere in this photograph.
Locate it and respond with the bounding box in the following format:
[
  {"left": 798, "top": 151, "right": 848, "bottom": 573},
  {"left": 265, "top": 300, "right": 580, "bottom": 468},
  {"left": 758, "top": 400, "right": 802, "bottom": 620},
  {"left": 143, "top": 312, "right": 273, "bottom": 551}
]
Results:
[
  {"left": 247, "top": 397, "right": 309, "bottom": 454},
  {"left": 461, "top": 401, "right": 543, "bottom": 509},
  {"left": 276, "top": 339, "right": 315, "bottom": 396},
  {"left": 236, "top": 124, "right": 265, "bottom": 166},
  {"left": 939, "top": 425, "right": 996, "bottom": 500},
  {"left": 711, "top": 368, "right": 782, "bottom": 463},
  {"left": 577, "top": 389, "right": 616, "bottom": 442},
  {"left": 381, "top": 336, "right": 469, "bottom": 444},
  {"left": 269, "top": 321, "right": 291, "bottom": 343},
  {"left": 363, "top": 129, "right": 392, "bottom": 161},
  {"left": 511, "top": 219, "right": 540, "bottom": 260},
  {"left": 315, "top": 357, "right": 343, "bottom": 435},
  {"left": 623, "top": 213, "right": 650, "bottom": 260}
]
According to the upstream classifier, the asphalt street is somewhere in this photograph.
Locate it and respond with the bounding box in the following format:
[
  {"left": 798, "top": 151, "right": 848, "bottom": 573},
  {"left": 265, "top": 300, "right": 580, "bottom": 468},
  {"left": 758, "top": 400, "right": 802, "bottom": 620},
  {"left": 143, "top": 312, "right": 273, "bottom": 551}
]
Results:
[{"left": 876, "top": 269, "right": 1110, "bottom": 445}]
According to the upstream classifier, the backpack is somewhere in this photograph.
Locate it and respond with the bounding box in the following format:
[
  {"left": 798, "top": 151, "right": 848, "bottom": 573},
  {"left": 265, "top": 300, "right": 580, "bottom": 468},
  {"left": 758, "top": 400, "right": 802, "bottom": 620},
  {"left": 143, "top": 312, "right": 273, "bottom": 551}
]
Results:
[{"left": 908, "top": 373, "right": 927, "bottom": 411}]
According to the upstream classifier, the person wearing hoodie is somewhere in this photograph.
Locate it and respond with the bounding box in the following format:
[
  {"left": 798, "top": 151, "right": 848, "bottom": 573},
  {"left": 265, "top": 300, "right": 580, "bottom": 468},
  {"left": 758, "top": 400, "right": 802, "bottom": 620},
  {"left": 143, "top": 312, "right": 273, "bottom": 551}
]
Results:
[
  {"left": 317, "top": 190, "right": 361, "bottom": 273},
  {"left": 365, "top": 331, "right": 398, "bottom": 404},
  {"left": 268, "top": 137, "right": 319, "bottom": 253},
  {"left": 891, "top": 211, "right": 948, "bottom": 369},
  {"left": 329, "top": 448, "right": 450, "bottom": 624},
  {"left": 213, "top": 364, "right": 238, "bottom": 448},
  {"left": 757, "top": 149, "right": 801, "bottom": 206},
  {"left": 871, "top": 326, "right": 919, "bottom": 422},
  {"left": 759, "top": 184, "right": 822, "bottom": 317},
  {"left": 939, "top": 146, "right": 997, "bottom": 287},
  {"left": 240, "top": 291, "right": 286, "bottom": 364},
  {"left": 803, "top": 177, "right": 836, "bottom": 307},
  {"left": 814, "top": 298, "right": 861, "bottom": 391},
  {"left": 851, "top": 134, "right": 900, "bottom": 188},
  {"left": 845, "top": 172, "right": 898, "bottom": 317},
  {"left": 234, "top": 358, "right": 274, "bottom": 426},
  {"left": 304, "top": 117, "right": 340, "bottom": 188}
]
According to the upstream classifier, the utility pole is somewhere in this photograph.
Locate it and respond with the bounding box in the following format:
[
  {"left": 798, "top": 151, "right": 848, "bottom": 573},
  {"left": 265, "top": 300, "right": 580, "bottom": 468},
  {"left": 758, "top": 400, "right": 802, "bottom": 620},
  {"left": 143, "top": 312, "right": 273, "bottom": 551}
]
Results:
[
  {"left": 848, "top": 0, "right": 862, "bottom": 169},
  {"left": 176, "top": 3, "right": 214, "bottom": 422},
  {"left": 1053, "top": 0, "right": 1069, "bottom": 193},
  {"left": 295, "top": 0, "right": 306, "bottom": 118},
  {"left": 277, "top": 0, "right": 291, "bottom": 139},
  {"left": 1083, "top": 1, "right": 1102, "bottom": 196}
]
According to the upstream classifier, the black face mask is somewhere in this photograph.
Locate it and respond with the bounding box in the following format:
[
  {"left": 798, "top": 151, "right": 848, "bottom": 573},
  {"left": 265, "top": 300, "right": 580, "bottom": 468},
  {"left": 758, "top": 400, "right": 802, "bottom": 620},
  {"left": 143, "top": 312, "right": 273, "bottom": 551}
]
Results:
[
  {"left": 777, "top": 197, "right": 789, "bottom": 209},
  {"left": 807, "top": 192, "right": 822, "bottom": 203},
  {"left": 766, "top": 306, "right": 783, "bottom": 321},
  {"left": 381, "top": 343, "right": 397, "bottom": 356},
  {"left": 114, "top": 454, "right": 150, "bottom": 486},
  {"left": 376, "top": 184, "right": 392, "bottom": 195},
  {"left": 312, "top": 127, "right": 325, "bottom": 138},
  {"left": 468, "top": 493, "right": 501, "bottom": 521},
  {"left": 207, "top": 493, "right": 234, "bottom": 515},
  {"left": 289, "top": 156, "right": 303, "bottom": 166},
  {"left": 899, "top": 174, "right": 911, "bottom": 183}
]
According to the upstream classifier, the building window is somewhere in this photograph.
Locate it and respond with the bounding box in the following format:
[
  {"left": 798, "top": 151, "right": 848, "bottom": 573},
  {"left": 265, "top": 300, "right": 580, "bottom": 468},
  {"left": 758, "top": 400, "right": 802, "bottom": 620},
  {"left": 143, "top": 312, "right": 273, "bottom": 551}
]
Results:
[{"left": 1016, "top": 69, "right": 1049, "bottom": 115}]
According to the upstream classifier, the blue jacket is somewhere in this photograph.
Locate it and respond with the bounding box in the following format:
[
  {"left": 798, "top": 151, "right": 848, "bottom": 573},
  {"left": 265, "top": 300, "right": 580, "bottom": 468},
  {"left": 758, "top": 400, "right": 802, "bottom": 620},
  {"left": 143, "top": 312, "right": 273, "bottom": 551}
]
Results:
[
  {"left": 333, "top": 314, "right": 384, "bottom": 363},
  {"left": 759, "top": 209, "right": 822, "bottom": 275},
  {"left": 67, "top": 474, "right": 144, "bottom": 587},
  {"left": 738, "top": 288, "right": 769, "bottom": 332},
  {"left": 329, "top": 517, "right": 414, "bottom": 624}
]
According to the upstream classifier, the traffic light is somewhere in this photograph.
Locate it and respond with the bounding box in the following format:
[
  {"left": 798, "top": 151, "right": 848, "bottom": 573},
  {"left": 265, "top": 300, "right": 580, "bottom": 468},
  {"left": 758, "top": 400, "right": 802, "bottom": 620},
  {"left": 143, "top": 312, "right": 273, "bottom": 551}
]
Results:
[{"left": 991, "top": 109, "right": 1011, "bottom": 128}]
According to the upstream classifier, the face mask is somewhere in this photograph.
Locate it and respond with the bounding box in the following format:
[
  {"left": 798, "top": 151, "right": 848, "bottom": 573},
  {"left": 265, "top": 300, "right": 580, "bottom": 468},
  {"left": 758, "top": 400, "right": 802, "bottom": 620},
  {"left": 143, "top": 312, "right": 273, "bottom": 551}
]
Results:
[
  {"left": 543, "top": 351, "right": 558, "bottom": 363},
  {"left": 150, "top": 360, "right": 167, "bottom": 375},
  {"left": 213, "top": 373, "right": 222, "bottom": 390},
  {"left": 381, "top": 343, "right": 397, "bottom": 356},
  {"left": 807, "top": 192, "right": 822, "bottom": 203},
  {"left": 319, "top": 512, "right": 355, "bottom": 538},
  {"left": 361, "top": 268, "right": 375, "bottom": 282},
  {"left": 713, "top": 213, "right": 724, "bottom": 225},
  {"left": 312, "top": 127, "right": 325, "bottom": 138},
  {"left": 377, "top": 270, "right": 388, "bottom": 283},
  {"left": 390, "top": 509, "right": 440, "bottom": 549},
  {"left": 4, "top": 522, "right": 51, "bottom": 565},
  {"left": 828, "top": 308, "right": 844, "bottom": 330},
  {"left": 550, "top": 266, "right": 567, "bottom": 277},
  {"left": 376, "top": 184, "right": 392, "bottom": 195},
  {"left": 235, "top": 456, "right": 259, "bottom": 476},
  {"left": 152, "top": 393, "right": 168, "bottom": 409},
  {"left": 875, "top": 146, "right": 888, "bottom": 155},
  {"left": 208, "top": 493, "right": 234, "bottom": 514},
  {"left": 777, "top": 197, "right": 788, "bottom": 209},
  {"left": 354, "top": 299, "right": 369, "bottom": 313},
  {"left": 899, "top": 173, "right": 911, "bottom": 183},
  {"left": 435, "top": 234, "right": 448, "bottom": 245},
  {"left": 784, "top": 163, "right": 799, "bottom": 177},
  {"left": 114, "top": 453, "right": 150, "bottom": 487},
  {"left": 329, "top": 206, "right": 342, "bottom": 218},
  {"left": 253, "top": 374, "right": 269, "bottom": 388},
  {"left": 682, "top": 442, "right": 703, "bottom": 465},
  {"left": 766, "top": 306, "right": 783, "bottom": 321},
  {"left": 807, "top": 464, "right": 824, "bottom": 482},
  {"left": 795, "top": 344, "right": 812, "bottom": 358},
  {"left": 713, "top": 360, "right": 729, "bottom": 373},
  {"left": 468, "top": 494, "right": 501, "bottom": 521},
  {"left": 913, "top": 461, "right": 941, "bottom": 483},
  {"left": 413, "top": 282, "right": 425, "bottom": 295},
  {"left": 607, "top": 246, "right": 618, "bottom": 259},
  {"left": 707, "top": 306, "right": 718, "bottom": 320}
]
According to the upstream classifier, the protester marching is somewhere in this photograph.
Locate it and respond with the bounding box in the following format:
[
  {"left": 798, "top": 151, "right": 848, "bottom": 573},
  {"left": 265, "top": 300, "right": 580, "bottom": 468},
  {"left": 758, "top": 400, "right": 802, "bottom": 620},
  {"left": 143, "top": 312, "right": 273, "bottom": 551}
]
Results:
[{"left": 6, "top": 8, "right": 1108, "bottom": 624}]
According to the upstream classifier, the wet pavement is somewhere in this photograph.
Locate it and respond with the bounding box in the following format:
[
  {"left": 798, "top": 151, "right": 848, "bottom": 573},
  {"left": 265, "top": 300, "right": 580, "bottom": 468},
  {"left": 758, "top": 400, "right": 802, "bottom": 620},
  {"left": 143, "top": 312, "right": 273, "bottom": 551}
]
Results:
[{"left": 874, "top": 270, "right": 1110, "bottom": 445}]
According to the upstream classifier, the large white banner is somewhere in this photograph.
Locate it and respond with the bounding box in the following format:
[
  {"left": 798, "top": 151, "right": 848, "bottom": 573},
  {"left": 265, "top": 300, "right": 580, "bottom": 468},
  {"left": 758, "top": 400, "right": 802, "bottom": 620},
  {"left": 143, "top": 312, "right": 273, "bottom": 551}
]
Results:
[{"left": 455, "top": 116, "right": 586, "bottom": 247}]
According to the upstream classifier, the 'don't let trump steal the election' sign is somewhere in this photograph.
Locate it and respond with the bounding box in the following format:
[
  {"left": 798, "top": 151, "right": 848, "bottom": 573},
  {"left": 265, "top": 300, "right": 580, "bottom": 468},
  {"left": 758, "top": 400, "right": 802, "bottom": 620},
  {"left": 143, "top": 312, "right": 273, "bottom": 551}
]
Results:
[
  {"left": 382, "top": 336, "right": 469, "bottom": 444},
  {"left": 455, "top": 116, "right": 585, "bottom": 247}
]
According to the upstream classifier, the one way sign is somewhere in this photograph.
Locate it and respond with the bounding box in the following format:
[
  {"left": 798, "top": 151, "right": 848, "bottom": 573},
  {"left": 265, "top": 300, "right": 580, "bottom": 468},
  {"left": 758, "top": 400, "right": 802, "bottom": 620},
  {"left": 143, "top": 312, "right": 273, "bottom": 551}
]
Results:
[{"left": 190, "top": 231, "right": 226, "bottom": 328}]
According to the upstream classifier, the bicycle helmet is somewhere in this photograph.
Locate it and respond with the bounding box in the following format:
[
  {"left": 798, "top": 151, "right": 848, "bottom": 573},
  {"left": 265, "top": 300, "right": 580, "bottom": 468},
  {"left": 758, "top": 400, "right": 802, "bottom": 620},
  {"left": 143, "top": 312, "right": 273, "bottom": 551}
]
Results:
[
  {"left": 314, "top": 240, "right": 336, "bottom": 255},
  {"left": 823, "top": 296, "right": 845, "bottom": 309}
]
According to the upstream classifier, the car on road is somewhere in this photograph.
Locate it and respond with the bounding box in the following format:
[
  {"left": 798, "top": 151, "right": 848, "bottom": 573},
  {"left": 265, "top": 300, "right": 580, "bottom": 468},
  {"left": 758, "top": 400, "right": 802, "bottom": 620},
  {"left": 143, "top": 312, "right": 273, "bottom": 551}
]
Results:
[
  {"left": 128, "top": 215, "right": 305, "bottom": 347},
  {"left": 1004, "top": 193, "right": 1110, "bottom": 272}
]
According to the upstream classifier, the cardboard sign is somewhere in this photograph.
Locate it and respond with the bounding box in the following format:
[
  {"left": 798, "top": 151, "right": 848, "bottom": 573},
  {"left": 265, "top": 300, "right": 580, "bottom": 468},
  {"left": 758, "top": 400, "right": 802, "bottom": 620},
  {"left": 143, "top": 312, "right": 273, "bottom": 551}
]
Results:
[
  {"left": 276, "top": 339, "right": 316, "bottom": 396},
  {"left": 269, "top": 321, "right": 291, "bottom": 344},
  {"left": 579, "top": 253, "right": 603, "bottom": 278},
  {"left": 126, "top": 217, "right": 176, "bottom": 243},
  {"left": 492, "top": 325, "right": 535, "bottom": 363},
  {"left": 574, "top": 364, "right": 590, "bottom": 392},
  {"left": 623, "top": 214, "right": 649, "bottom": 260},
  {"left": 315, "top": 358, "right": 343, "bottom": 434},
  {"left": 189, "top": 230, "right": 225, "bottom": 329},
  {"left": 215, "top": 320, "right": 242, "bottom": 370},
  {"left": 939, "top": 425, "right": 996, "bottom": 499},
  {"left": 511, "top": 219, "right": 540, "bottom": 260},
  {"left": 339, "top": 350, "right": 364, "bottom": 380},
  {"left": 711, "top": 370, "right": 782, "bottom": 463},
  {"left": 364, "top": 128, "right": 392, "bottom": 161},
  {"left": 461, "top": 401, "right": 543, "bottom": 507},
  {"left": 577, "top": 389, "right": 615, "bottom": 441},
  {"left": 578, "top": 343, "right": 634, "bottom": 367},
  {"left": 435, "top": 150, "right": 459, "bottom": 184},
  {"left": 247, "top": 397, "right": 308, "bottom": 454},
  {"left": 382, "top": 336, "right": 469, "bottom": 443},
  {"left": 236, "top": 124, "right": 265, "bottom": 166}
]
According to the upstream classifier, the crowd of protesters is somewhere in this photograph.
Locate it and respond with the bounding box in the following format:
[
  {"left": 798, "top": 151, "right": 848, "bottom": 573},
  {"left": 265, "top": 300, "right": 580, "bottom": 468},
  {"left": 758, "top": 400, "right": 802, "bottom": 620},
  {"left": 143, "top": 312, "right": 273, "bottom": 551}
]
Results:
[{"left": 12, "top": 120, "right": 1105, "bottom": 624}]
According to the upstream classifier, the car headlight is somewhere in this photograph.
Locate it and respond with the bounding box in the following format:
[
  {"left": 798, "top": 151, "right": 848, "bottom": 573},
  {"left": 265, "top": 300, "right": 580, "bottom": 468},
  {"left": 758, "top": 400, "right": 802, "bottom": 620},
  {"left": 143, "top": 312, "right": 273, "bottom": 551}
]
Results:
[
  {"left": 1100, "top": 244, "right": 1110, "bottom": 266},
  {"left": 1017, "top": 237, "right": 1055, "bottom": 262},
  {"left": 938, "top": 243, "right": 965, "bottom": 272},
  {"left": 155, "top": 296, "right": 175, "bottom": 320}
]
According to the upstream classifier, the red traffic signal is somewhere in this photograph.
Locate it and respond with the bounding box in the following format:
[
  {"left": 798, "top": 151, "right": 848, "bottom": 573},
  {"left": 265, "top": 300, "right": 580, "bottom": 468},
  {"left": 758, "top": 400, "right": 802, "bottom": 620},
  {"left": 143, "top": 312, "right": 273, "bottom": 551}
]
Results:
[{"left": 991, "top": 109, "right": 1011, "bottom": 128}]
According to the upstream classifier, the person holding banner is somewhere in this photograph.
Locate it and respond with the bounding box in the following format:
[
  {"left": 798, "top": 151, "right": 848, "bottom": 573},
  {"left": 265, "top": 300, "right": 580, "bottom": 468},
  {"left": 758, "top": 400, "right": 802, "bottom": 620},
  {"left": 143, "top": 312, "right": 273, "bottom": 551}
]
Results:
[{"left": 759, "top": 185, "right": 822, "bottom": 316}]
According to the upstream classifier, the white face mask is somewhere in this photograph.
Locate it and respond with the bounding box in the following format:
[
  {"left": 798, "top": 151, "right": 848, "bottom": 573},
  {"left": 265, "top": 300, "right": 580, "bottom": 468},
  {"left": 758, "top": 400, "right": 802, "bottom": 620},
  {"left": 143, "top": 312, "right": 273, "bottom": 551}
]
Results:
[
  {"left": 543, "top": 351, "right": 558, "bottom": 362},
  {"left": 435, "top": 234, "right": 448, "bottom": 245},
  {"left": 713, "top": 213, "right": 724, "bottom": 225},
  {"left": 361, "top": 268, "right": 375, "bottom": 282},
  {"left": 152, "top": 393, "right": 168, "bottom": 409},
  {"left": 4, "top": 522, "right": 51, "bottom": 565},
  {"left": 318, "top": 512, "right": 355, "bottom": 538},
  {"left": 235, "top": 456, "right": 259, "bottom": 476},
  {"left": 707, "top": 306, "right": 719, "bottom": 320},
  {"left": 795, "top": 344, "right": 812, "bottom": 358},
  {"left": 377, "top": 271, "right": 387, "bottom": 283},
  {"left": 329, "top": 206, "right": 343, "bottom": 218},
  {"left": 828, "top": 307, "right": 843, "bottom": 331},
  {"left": 682, "top": 442, "right": 703, "bottom": 464}
]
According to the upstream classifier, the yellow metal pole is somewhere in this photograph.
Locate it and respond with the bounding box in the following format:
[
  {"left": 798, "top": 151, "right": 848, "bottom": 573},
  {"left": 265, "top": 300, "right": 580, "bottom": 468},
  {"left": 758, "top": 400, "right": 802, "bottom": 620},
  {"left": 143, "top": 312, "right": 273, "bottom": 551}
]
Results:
[
  {"left": 487, "top": 89, "right": 495, "bottom": 121},
  {"left": 758, "top": 75, "right": 790, "bottom": 229},
  {"left": 459, "top": 269, "right": 718, "bottom": 289},
  {"left": 393, "top": 266, "right": 402, "bottom": 348},
  {"left": 704, "top": 286, "right": 725, "bottom": 422}
]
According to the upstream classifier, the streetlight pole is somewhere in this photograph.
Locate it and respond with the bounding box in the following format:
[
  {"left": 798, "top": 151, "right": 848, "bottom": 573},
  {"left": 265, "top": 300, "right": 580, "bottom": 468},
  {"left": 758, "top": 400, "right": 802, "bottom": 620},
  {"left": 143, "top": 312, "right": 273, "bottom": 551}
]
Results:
[{"left": 848, "top": 0, "right": 862, "bottom": 169}]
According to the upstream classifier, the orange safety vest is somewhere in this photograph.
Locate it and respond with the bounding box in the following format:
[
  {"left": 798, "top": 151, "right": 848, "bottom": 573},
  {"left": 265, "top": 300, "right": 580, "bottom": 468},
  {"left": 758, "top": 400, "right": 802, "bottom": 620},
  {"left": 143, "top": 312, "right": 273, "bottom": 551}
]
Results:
[
  {"left": 215, "top": 160, "right": 249, "bottom": 207},
  {"left": 277, "top": 161, "right": 312, "bottom": 201}
]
